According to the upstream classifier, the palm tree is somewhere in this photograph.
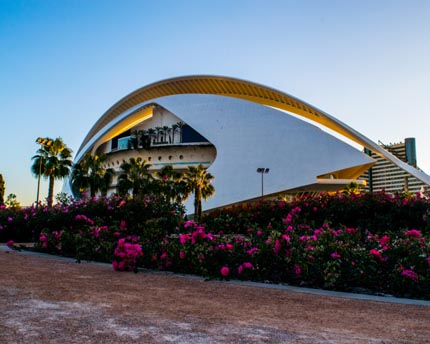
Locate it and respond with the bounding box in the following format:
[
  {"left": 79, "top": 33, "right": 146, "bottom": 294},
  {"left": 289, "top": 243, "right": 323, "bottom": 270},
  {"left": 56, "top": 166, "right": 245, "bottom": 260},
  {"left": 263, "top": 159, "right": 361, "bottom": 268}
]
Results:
[
  {"left": 176, "top": 121, "right": 185, "bottom": 143},
  {"left": 170, "top": 123, "right": 179, "bottom": 144},
  {"left": 31, "top": 137, "right": 73, "bottom": 207},
  {"left": 147, "top": 128, "right": 156, "bottom": 146},
  {"left": 0, "top": 173, "right": 5, "bottom": 206},
  {"left": 155, "top": 127, "right": 162, "bottom": 144},
  {"left": 162, "top": 125, "right": 170, "bottom": 143},
  {"left": 117, "top": 157, "right": 153, "bottom": 199},
  {"left": 343, "top": 182, "right": 361, "bottom": 196},
  {"left": 71, "top": 153, "right": 113, "bottom": 198},
  {"left": 182, "top": 164, "right": 215, "bottom": 223},
  {"left": 155, "top": 164, "right": 186, "bottom": 203}
]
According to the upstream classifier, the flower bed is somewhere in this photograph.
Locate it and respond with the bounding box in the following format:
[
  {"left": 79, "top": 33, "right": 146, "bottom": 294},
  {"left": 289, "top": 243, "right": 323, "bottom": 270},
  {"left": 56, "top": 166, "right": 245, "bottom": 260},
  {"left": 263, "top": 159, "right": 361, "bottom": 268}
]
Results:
[{"left": 1, "top": 191, "right": 429, "bottom": 299}]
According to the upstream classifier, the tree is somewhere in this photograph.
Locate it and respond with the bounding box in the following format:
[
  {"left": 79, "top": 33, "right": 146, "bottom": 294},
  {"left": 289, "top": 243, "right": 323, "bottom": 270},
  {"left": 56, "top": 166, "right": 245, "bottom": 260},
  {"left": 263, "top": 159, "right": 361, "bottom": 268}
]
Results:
[
  {"left": 155, "top": 127, "right": 163, "bottom": 144},
  {"left": 147, "top": 128, "right": 156, "bottom": 146},
  {"left": 162, "top": 125, "right": 170, "bottom": 143},
  {"left": 176, "top": 121, "right": 185, "bottom": 143},
  {"left": 117, "top": 157, "right": 154, "bottom": 200},
  {"left": 183, "top": 164, "right": 215, "bottom": 223},
  {"left": 343, "top": 182, "right": 361, "bottom": 196},
  {"left": 0, "top": 173, "right": 5, "bottom": 206},
  {"left": 72, "top": 153, "right": 114, "bottom": 198},
  {"left": 155, "top": 164, "right": 186, "bottom": 203},
  {"left": 31, "top": 137, "right": 73, "bottom": 207},
  {"left": 5, "top": 193, "right": 20, "bottom": 209},
  {"left": 170, "top": 123, "right": 179, "bottom": 144}
]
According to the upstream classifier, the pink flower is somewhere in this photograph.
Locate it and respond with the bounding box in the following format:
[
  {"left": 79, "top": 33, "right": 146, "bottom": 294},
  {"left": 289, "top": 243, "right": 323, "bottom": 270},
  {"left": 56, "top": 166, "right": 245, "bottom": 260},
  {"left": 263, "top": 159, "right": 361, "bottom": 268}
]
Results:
[
  {"left": 285, "top": 215, "right": 293, "bottom": 224},
  {"left": 405, "top": 229, "right": 421, "bottom": 238},
  {"left": 299, "top": 235, "right": 309, "bottom": 242},
  {"left": 238, "top": 265, "right": 244, "bottom": 275},
  {"left": 379, "top": 235, "right": 390, "bottom": 246},
  {"left": 346, "top": 227, "right": 357, "bottom": 234},
  {"left": 7, "top": 217, "right": 13, "bottom": 222},
  {"left": 247, "top": 247, "right": 259, "bottom": 255},
  {"left": 220, "top": 266, "right": 229, "bottom": 277},
  {"left": 179, "top": 251, "right": 185, "bottom": 259},
  {"left": 184, "top": 220, "right": 195, "bottom": 228},
  {"left": 179, "top": 234, "right": 189, "bottom": 245},
  {"left": 120, "top": 220, "right": 127, "bottom": 230},
  {"left": 225, "top": 243, "right": 233, "bottom": 251},
  {"left": 256, "top": 230, "right": 263, "bottom": 236},
  {"left": 369, "top": 249, "right": 381, "bottom": 258},
  {"left": 294, "top": 264, "right": 302, "bottom": 276},
  {"left": 282, "top": 234, "right": 291, "bottom": 244},
  {"left": 6, "top": 240, "right": 14, "bottom": 248},
  {"left": 313, "top": 229, "right": 323, "bottom": 236},
  {"left": 243, "top": 262, "right": 253, "bottom": 269},
  {"left": 273, "top": 239, "right": 281, "bottom": 255},
  {"left": 330, "top": 252, "right": 341, "bottom": 259},
  {"left": 118, "top": 261, "right": 126, "bottom": 270},
  {"left": 75, "top": 214, "right": 87, "bottom": 221},
  {"left": 333, "top": 229, "right": 343, "bottom": 237},
  {"left": 401, "top": 269, "right": 419, "bottom": 283}
]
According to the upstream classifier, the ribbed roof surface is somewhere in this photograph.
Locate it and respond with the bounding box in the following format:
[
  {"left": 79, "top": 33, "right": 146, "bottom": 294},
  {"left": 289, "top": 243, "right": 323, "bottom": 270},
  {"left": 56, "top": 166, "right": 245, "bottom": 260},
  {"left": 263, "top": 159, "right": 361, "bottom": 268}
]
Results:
[
  {"left": 75, "top": 75, "right": 430, "bottom": 187},
  {"left": 79, "top": 75, "right": 345, "bottom": 154}
]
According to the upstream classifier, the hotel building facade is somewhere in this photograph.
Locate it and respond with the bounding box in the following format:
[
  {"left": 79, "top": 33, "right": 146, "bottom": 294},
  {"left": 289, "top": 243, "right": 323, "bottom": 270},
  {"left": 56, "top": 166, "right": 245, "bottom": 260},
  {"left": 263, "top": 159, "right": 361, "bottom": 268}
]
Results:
[{"left": 359, "top": 138, "right": 427, "bottom": 194}]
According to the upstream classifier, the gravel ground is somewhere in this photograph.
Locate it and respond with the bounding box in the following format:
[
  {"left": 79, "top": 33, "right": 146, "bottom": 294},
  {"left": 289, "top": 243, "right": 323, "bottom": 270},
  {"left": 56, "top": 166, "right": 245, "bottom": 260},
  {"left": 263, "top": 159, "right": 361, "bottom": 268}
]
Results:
[{"left": 1, "top": 247, "right": 430, "bottom": 344}]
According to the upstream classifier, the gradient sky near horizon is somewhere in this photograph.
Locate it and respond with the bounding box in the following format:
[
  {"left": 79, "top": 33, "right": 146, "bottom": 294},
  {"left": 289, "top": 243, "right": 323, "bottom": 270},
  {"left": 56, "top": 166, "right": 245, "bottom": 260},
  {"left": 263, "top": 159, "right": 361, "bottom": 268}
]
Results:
[{"left": 1, "top": 0, "right": 429, "bottom": 206}]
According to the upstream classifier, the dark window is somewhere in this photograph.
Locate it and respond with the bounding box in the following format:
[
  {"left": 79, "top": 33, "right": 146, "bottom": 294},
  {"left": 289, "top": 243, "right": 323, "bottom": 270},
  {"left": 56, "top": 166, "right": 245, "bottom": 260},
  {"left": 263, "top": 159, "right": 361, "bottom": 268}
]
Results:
[{"left": 181, "top": 124, "right": 209, "bottom": 143}]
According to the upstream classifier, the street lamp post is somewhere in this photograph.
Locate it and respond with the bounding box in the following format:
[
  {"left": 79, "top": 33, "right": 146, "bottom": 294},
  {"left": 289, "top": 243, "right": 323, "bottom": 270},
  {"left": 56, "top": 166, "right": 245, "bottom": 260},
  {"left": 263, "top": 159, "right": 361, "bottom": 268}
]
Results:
[
  {"left": 256, "top": 168, "right": 270, "bottom": 201},
  {"left": 35, "top": 137, "right": 53, "bottom": 207}
]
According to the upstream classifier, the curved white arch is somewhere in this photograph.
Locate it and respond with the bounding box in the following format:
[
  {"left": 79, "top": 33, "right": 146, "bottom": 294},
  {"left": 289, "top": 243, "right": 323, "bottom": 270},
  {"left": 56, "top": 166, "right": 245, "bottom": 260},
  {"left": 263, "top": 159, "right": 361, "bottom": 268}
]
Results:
[
  {"left": 75, "top": 75, "right": 430, "bottom": 187},
  {"left": 72, "top": 94, "right": 378, "bottom": 209}
]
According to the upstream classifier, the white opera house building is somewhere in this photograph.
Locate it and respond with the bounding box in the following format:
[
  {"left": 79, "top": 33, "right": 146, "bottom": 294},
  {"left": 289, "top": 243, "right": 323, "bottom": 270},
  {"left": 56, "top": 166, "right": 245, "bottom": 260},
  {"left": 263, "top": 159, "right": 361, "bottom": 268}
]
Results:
[{"left": 66, "top": 75, "right": 430, "bottom": 211}]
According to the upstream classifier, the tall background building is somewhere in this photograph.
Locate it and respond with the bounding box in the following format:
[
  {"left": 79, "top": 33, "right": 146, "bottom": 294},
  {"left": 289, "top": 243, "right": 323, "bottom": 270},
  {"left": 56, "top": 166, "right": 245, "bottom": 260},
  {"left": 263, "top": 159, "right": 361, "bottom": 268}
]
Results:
[{"left": 359, "top": 138, "right": 427, "bottom": 194}]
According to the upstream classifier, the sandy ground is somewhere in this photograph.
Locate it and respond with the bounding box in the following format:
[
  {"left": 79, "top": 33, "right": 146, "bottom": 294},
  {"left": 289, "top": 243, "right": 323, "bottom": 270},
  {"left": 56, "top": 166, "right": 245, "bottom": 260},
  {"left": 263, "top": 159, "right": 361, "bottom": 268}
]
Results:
[{"left": 1, "top": 247, "right": 430, "bottom": 344}]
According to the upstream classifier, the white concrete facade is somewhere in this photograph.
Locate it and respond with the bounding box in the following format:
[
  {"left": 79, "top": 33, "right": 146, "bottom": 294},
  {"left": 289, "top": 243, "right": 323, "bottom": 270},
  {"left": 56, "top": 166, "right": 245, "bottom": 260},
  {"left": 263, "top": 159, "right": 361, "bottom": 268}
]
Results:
[{"left": 68, "top": 75, "right": 430, "bottom": 210}]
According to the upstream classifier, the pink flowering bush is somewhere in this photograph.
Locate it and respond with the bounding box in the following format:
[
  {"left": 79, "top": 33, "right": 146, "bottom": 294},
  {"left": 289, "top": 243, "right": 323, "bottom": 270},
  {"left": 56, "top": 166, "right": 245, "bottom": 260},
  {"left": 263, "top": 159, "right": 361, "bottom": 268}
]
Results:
[
  {"left": 112, "top": 238, "right": 143, "bottom": 272},
  {"left": 1, "top": 191, "right": 430, "bottom": 299}
]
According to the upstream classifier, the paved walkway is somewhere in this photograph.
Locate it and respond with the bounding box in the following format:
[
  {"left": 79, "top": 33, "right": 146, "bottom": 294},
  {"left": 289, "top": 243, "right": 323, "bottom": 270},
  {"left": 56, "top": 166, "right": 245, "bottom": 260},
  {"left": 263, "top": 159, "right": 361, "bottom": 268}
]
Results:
[
  {"left": 2, "top": 245, "right": 429, "bottom": 306},
  {"left": 1, "top": 245, "right": 430, "bottom": 343}
]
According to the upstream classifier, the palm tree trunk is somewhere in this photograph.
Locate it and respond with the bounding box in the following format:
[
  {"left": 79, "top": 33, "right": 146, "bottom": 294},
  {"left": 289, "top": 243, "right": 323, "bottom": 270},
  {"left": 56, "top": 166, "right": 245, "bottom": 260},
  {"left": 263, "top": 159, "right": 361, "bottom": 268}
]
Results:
[
  {"left": 194, "top": 187, "right": 202, "bottom": 223},
  {"left": 48, "top": 175, "right": 55, "bottom": 207}
]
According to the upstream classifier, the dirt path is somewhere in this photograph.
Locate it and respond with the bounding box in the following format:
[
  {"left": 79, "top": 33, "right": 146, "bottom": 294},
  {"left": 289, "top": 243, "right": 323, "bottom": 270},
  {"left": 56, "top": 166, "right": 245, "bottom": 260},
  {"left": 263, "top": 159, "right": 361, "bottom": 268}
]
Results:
[{"left": 1, "top": 247, "right": 429, "bottom": 344}]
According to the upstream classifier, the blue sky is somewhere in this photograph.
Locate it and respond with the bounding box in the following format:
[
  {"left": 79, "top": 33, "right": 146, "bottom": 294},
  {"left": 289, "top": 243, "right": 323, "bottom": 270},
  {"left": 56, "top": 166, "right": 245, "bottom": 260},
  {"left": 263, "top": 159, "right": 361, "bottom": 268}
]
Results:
[{"left": 1, "top": 0, "right": 429, "bottom": 206}]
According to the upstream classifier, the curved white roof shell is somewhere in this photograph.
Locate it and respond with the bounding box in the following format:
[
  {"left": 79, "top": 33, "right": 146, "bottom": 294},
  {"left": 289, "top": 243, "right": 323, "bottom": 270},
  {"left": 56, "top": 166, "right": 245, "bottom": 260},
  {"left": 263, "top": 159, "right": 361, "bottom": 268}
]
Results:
[{"left": 71, "top": 75, "right": 430, "bottom": 209}]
